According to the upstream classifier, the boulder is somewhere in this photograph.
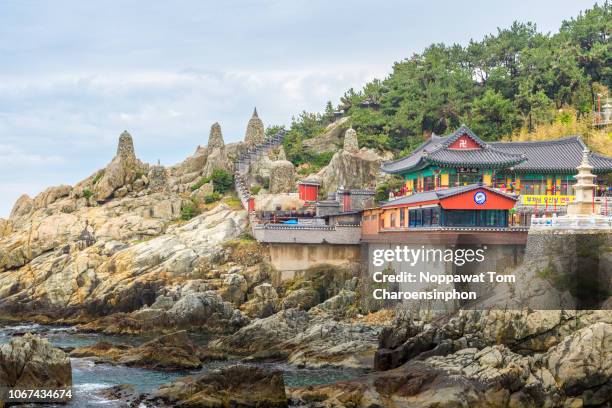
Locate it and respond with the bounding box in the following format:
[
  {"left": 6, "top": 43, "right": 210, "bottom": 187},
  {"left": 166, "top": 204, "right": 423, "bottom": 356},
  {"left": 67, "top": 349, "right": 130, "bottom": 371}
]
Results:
[
  {"left": 211, "top": 309, "right": 310, "bottom": 355},
  {"left": 221, "top": 273, "right": 248, "bottom": 306},
  {"left": 149, "top": 295, "right": 175, "bottom": 310},
  {"left": 150, "top": 365, "right": 287, "bottom": 408},
  {"left": 9, "top": 194, "right": 34, "bottom": 219},
  {"left": 33, "top": 185, "right": 72, "bottom": 209},
  {"left": 0, "top": 219, "right": 12, "bottom": 238},
  {"left": 545, "top": 322, "right": 612, "bottom": 395},
  {"left": 269, "top": 160, "right": 295, "bottom": 194},
  {"left": 190, "top": 182, "right": 214, "bottom": 202},
  {"left": 280, "top": 288, "right": 320, "bottom": 311},
  {"left": 241, "top": 283, "right": 279, "bottom": 318},
  {"left": 78, "top": 291, "right": 249, "bottom": 335},
  {"left": 202, "top": 146, "right": 232, "bottom": 178},
  {"left": 95, "top": 131, "right": 146, "bottom": 201},
  {"left": 314, "top": 149, "right": 383, "bottom": 195},
  {"left": 71, "top": 331, "right": 201, "bottom": 370},
  {"left": 312, "top": 290, "right": 356, "bottom": 313},
  {"left": 0, "top": 334, "right": 71, "bottom": 392},
  {"left": 302, "top": 117, "right": 348, "bottom": 154},
  {"left": 255, "top": 283, "right": 279, "bottom": 301}
]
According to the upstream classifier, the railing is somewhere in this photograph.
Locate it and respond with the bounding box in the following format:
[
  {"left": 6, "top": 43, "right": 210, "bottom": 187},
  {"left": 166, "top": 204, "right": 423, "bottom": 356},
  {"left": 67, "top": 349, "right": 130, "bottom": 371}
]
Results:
[
  {"left": 233, "top": 131, "right": 287, "bottom": 210},
  {"left": 379, "top": 226, "right": 529, "bottom": 232},
  {"left": 253, "top": 221, "right": 362, "bottom": 244},
  {"left": 531, "top": 214, "right": 612, "bottom": 230},
  {"left": 254, "top": 224, "right": 336, "bottom": 231},
  {"left": 595, "top": 196, "right": 611, "bottom": 216}
]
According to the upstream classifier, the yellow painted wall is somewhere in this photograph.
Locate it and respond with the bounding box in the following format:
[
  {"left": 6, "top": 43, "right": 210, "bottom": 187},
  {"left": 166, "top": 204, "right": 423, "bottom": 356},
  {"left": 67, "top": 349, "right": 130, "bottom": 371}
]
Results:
[
  {"left": 405, "top": 179, "right": 414, "bottom": 193},
  {"left": 483, "top": 173, "right": 492, "bottom": 186},
  {"left": 546, "top": 177, "right": 553, "bottom": 193},
  {"left": 440, "top": 173, "right": 449, "bottom": 187}
]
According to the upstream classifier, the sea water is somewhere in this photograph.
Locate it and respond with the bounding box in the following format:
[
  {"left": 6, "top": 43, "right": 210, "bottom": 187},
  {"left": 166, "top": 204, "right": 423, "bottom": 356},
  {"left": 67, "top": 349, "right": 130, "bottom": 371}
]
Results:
[{"left": 0, "top": 323, "right": 364, "bottom": 407}]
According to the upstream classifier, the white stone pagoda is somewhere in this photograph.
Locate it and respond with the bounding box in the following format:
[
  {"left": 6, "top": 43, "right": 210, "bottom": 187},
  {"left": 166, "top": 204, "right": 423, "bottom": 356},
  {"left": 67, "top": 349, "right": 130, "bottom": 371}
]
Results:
[
  {"left": 531, "top": 147, "right": 611, "bottom": 230},
  {"left": 567, "top": 147, "right": 599, "bottom": 216}
]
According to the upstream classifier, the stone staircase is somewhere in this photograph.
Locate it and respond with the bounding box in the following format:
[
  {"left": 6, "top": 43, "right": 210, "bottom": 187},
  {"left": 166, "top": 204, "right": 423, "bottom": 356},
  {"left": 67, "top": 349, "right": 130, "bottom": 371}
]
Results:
[{"left": 234, "top": 130, "right": 287, "bottom": 209}]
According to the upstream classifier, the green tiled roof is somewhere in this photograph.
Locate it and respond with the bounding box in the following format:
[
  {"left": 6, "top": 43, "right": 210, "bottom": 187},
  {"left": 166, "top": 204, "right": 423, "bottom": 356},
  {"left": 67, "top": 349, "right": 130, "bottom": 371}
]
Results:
[
  {"left": 381, "top": 125, "right": 612, "bottom": 175},
  {"left": 490, "top": 137, "right": 612, "bottom": 174}
]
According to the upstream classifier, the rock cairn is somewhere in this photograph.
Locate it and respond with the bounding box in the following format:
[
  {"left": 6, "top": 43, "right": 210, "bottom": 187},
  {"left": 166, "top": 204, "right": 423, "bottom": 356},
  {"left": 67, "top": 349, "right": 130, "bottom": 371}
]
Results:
[
  {"left": 148, "top": 165, "right": 167, "bottom": 191},
  {"left": 117, "top": 131, "right": 136, "bottom": 163},
  {"left": 208, "top": 122, "right": 225, "bottom": 150},
  {"left": 343, "top": 127, "right": 359, "bottom": 153},
  {"left": 244, "top": 108, "right": 265, "bottom": 146}
]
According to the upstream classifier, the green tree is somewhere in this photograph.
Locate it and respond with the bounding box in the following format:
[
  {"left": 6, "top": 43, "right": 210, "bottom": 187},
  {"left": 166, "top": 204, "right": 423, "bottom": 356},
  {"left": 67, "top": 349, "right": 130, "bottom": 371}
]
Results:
[
  {"left": 469, "top": 90, "right": 519, "bottom": 139},
  {"left": 210, "top": 169, "right": 233, "bottom": 194},
  {"left": 560, "top": 2, "right": 611, "bottom": 89},
  {"left": 265, "top": 125, "right": 285, "bottom": 138}
]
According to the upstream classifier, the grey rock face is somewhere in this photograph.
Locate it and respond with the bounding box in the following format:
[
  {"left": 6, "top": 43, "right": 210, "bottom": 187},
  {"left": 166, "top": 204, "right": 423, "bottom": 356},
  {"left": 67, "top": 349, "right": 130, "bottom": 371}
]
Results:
[
  {"left": 269, "top": 160, "right": 295, "bottom": 194},
  {"left": 221, "top": 273, "right": 248, "bottom": 306},
  {"left": 314, "top": 149, "right": 383, "bottom": 195},
  {"left": 280, "top": 288, "right": 320, "bottom": 311},
  {"left": 10, "top": 194, "right": 34, "bottom": 219},
  {"left": 545, "top": 322, "right": 611, "bottom": 395},
  {"left": 0, "top": 333, "right": 72, "bottom": 390},
  {"left": 151, "top": 365, "right": 287, "bottom": 408}
]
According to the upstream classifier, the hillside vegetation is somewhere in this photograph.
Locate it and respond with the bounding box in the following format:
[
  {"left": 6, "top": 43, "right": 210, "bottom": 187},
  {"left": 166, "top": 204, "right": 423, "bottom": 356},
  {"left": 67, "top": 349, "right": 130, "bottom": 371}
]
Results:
[{"left": 279, "top": 2, "right": 610, "bottom": 163}]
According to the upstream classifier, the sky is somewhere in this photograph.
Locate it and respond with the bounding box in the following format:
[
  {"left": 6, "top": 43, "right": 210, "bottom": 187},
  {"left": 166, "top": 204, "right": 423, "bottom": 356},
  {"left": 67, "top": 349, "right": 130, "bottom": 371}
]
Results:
[{"left": 0, "top": 0, "right": 598, "bottom": 217}]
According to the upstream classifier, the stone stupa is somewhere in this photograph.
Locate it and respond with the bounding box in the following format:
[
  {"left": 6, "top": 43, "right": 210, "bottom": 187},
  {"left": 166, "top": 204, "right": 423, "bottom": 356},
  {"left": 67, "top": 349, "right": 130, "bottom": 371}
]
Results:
[
  {"left": 533, "top": 146, "right": 610, "bottom": 230},
  {"left": 117, "top": 131, "right": 136, "bottom": 163},
  {"left": 207, "top": 122, "right": 225, "bottom": 150},
  {"left": 244, "top": 108, "right": 265, "bottom": 146},
  {"left": 567, "top": 147, "right": 598, "bottom": 216}
]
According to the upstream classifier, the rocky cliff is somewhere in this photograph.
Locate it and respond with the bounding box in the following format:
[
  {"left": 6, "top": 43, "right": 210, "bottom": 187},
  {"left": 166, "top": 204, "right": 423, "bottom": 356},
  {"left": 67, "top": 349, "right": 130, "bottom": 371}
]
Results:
[{"left": 0, "top": 130, "right": 251, "bottom": 325}]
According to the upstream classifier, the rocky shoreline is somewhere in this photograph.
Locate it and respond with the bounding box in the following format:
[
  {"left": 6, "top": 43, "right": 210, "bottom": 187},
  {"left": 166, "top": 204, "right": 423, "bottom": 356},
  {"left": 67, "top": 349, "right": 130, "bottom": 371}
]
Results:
[{"left": 0, "top": 127, "right": 610, "bottom": 407}]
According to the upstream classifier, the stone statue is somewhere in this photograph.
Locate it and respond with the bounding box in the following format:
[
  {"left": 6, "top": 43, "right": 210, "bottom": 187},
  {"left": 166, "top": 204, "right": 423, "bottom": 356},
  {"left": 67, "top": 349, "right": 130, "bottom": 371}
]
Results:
[{"left": 343, "top": 127, "right": 359, "bottom": 153}]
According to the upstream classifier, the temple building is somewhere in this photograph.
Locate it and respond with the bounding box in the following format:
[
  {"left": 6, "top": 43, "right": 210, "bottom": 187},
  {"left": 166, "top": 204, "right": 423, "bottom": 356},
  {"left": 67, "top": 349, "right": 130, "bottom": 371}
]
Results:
[{"left": 381, "top": 125, "right": 612, "bottom": 224}]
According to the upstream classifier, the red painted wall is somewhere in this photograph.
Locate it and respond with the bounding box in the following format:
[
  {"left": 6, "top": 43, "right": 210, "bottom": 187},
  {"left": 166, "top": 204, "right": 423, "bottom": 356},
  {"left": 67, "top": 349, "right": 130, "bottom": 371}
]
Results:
[
  {"left": 343, "top": 193, "right": 351, "bottom": 212},
  {"left": 440, "top": 189, "right": 516, "bottom": 210},
  {"left": 448, "top": 134, "right": 480, "bottom": 149},
  {"left": 299, "top": 184, "right": 319, "bottom": 201}
]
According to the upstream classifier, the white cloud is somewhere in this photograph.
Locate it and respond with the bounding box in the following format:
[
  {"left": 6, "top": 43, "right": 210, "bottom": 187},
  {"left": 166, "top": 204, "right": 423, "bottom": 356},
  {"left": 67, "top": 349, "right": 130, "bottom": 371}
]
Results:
[{"left": 0, "top": 143, "right": 65, "bottom": 169}]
